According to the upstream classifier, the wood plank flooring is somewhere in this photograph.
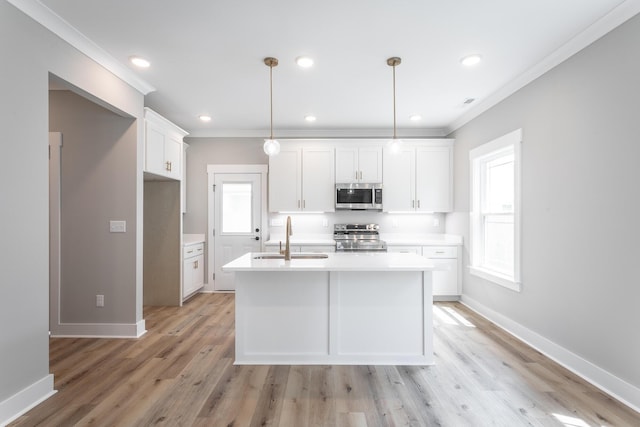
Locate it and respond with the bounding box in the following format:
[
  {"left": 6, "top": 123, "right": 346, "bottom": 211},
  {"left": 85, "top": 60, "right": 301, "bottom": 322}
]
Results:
[{"left": 11, "top": 293, "right": 640, "bottom": 426}]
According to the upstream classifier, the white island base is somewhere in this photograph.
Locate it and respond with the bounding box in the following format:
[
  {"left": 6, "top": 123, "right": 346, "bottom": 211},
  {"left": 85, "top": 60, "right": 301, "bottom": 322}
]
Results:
[{"left": 228, "top": 253, "right": 434, "bottom": 365}]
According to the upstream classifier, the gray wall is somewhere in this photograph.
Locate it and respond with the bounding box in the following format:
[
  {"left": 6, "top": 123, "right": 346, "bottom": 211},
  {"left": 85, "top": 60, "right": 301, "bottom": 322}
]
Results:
[
  {"left": 183, "top": 137, "right": 268, "bottom": 234},
  {"left": 49, "top": 90, "right": 138, "bottom": 324},
  {"left": 447, "top": 13, "right": 640, "bottom": 389},
  {"left": 0, "top": 0, "right": 143, "bottom": 412}
]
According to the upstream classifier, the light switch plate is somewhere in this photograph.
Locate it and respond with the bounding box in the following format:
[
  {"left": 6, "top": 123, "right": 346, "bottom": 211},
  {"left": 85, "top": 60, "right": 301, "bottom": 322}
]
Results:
[
  {"left": 270, "top": 218, "right": 284, "bottom": 227},
  {"left": 109, "top": 220, "right": 126, "bottom": 233}
]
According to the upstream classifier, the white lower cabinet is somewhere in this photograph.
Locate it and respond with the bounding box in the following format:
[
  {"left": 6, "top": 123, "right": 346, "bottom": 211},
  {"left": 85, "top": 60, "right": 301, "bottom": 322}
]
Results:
[
  {"left": 387, "top": 245, "right": 460, "bottom": 299},
  {"left": 183, "top": 243, "right": 204, "bottom": 300},
  {"left": 265, "top": 244, "right": 336, "bottom": 253}
]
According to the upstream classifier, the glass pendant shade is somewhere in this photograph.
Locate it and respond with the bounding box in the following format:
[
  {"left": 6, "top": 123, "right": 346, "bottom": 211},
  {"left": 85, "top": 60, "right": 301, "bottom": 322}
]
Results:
[
  {"left": 263, "top": 138, "right": 280, "bottom": 156},
  {"left": 388, "top": 138, "right": 402, "bottom": 153}
]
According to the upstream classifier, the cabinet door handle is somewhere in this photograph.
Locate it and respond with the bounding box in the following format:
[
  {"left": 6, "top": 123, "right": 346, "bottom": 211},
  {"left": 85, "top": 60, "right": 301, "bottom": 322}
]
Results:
[
  {"left": 193, "top": 260, "right": 198, "bottom": 268},
  {"left": 297, "top": 200, "right": 301, "bottom": 209},
  {"left": 303, "top": 200, "right": 306, "bottom": 209},
  {"left": 417, "top": 200, "right": 420, "bottom": 208},
  {"left": 187, "top": 250, "right": 193, "bottom": 254},
  {"left": 355, "top": 170, "right": 358, "bottom": 180},
  {"left": 412, "top": 200, "right": 415, "bottom": 208},
  {"left": 435, "top": 251, "right": 445, "bottom": 254}
]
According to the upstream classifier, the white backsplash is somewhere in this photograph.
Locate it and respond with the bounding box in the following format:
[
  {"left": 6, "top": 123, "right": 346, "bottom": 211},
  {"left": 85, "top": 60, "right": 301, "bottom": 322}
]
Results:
[{"left": 267, "top": 211, "right": 445, "bottom": 239}]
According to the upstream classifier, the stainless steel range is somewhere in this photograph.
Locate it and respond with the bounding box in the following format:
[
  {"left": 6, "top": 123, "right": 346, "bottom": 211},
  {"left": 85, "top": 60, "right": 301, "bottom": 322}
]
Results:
[{"left": 333, "top": 223, "right": 387, "bottom": 252}]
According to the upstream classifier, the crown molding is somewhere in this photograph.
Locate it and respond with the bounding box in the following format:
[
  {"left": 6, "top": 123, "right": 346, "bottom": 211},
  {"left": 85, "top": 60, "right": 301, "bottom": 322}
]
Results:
[
  {"left": 447, "top": 0, "right": 640, "bottom": 134},
  {"left": 7, "top": 0, "right": 155, "bottom": 95},
  {"left": 186, "top": 127, "right": 448, "bottom": 138}
]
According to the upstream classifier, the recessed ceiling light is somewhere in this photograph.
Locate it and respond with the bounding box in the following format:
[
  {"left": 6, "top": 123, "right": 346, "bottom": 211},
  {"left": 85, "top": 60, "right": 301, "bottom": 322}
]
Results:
[
  {"left": 409, "top": 115, "right": 422, "bottom": 121},
  {"left": 460, "top": 54, "right": 482, "bottom": 67},
  {"left": 199, "top": 115, "right": 212, "bottom": 122},
  {"left": 296, "top": 56, "right": 314, "bottom": 68},
  {"left": 130, "top": 56, "right": 150, "bottom": 68},
  {"left": 304, "top": 115, "right": 317, "bottom": 122}
]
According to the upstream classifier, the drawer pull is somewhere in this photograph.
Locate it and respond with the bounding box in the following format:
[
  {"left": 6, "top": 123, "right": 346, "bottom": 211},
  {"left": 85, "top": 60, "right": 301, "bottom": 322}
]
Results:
[
  {"left": 187, "top": 250, "right": 194, "bottom": 254},
  {"left": 435, "top": 251, "right": 445, "bottom": 254}
]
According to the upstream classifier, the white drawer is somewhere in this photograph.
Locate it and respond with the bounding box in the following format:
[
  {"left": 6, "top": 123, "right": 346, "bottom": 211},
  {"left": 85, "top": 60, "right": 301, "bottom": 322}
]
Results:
[
  {"left": 387, "top": 246, "right": 422, "bottom": 255},
  {"left": 183, "top": 242, "right": 204, "bottom": 259},
  {"left": 422, "top": 246, "right": 457, "bottom": 258}
]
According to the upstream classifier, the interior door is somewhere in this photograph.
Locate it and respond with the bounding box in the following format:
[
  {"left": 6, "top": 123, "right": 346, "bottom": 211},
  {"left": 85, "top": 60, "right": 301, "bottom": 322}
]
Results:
[{"left": 213, "top": 173, "right": 262, "bottom": 291}]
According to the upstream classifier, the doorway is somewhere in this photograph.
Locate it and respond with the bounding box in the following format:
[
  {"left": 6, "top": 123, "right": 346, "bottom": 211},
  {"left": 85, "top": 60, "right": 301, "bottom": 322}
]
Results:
[
  {"left": 207, "top": 165, "right": 268, "bottom": 291},
  {"left": 49, "top": 132, "right": 62, "bottom": 333}
]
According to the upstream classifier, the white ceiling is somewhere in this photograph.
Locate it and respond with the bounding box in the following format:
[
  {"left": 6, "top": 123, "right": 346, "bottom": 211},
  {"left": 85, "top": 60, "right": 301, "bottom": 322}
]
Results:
[{"left": 21, "top": 0, "right": 640, "bottom": 136}]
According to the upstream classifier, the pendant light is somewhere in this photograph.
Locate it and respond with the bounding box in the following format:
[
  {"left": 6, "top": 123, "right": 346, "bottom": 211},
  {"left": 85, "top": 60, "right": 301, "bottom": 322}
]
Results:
[
  {"left": 387, "top": 57, "right": 402, "bottom": 153},
  {"left": 263, "top": 57, "right": 280, "bottom": 156}
]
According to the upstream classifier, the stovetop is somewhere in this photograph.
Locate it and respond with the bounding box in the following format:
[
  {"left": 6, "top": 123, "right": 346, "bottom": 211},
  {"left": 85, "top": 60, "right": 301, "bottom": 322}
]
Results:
[{"left": 333, "top": 224, "right": 387, "bottom": 252}]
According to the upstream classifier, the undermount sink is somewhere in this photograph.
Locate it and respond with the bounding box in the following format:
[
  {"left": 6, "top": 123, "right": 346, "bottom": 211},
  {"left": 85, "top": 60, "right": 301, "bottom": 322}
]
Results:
[{"left": 253, "top": 253, "right": 329, "bottom": 260}]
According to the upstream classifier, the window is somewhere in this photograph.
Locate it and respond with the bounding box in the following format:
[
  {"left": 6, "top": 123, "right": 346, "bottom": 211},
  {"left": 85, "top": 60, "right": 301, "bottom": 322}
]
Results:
[
  {"left": 470, "top": 129, "right": 521, "bottom": 291},
  {"left": 221, "top": 183, "right": 253, "bottom": 233}
]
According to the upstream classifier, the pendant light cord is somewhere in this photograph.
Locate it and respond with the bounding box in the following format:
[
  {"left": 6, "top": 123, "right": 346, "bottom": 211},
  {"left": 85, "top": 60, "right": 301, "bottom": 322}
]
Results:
[
  {"left": 387, "top": 57, "right": 401, "bottom": 140},
  {"left": 269, "top": 63, "right": 274, "bottom": 140},
  {"left": 392, "top": 63, "right": 397, "bottom": 139}
]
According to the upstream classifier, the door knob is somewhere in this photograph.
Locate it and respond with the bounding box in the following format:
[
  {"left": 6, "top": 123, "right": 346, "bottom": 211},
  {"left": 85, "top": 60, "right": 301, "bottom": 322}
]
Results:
[{"left": 255, "top": 228, "right": 260, "bottom": 232}]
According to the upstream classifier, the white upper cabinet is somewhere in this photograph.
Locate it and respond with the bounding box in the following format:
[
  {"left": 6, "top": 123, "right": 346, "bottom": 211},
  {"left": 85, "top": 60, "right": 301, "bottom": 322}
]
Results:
[
  {"left": 383, "top": 140, "right": 454, "bottom": 212},
  {"left": 383, "top": 145, "right": 416, "bottom": 211},
  {"left": 268, "top": 146, "right": 301, "bottom": 212},
  {"left": 416, "top": 146, "right": 453, "bottom": 213},
  {"left": 269, "top": 143, "right": 335, "bottom": 212},
  {"left": 144, "top": 107, "right": 188, "bottom": 181},
  {"left": 335, "top": 145, "right": 382, "bottom": 183}
]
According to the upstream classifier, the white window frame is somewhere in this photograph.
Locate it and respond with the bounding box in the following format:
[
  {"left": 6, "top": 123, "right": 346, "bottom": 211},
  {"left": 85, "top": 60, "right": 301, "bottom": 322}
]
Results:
[{"left": 469, "top": 129, "right": 522, "bottom": 291}]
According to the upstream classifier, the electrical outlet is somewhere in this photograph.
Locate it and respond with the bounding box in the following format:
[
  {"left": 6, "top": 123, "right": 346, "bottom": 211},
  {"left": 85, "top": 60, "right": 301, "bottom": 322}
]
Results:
[
  {"left": 109, "top": 220, "right": 126, "bottom": 233},
  {"left": 270, "top": 218, "right": 284, "bottom": 226},
  {"left": 392, "top": 219, "right": 399, "bottom": 227},
  {"left": 96, "top": 294, "right": 104, "bottom": 307},
  {"left": 433, "top": 218, "right": 440, "bottom": 227},
  {"left": 322, "top": 218, "right": 328, "bottom": 227}
]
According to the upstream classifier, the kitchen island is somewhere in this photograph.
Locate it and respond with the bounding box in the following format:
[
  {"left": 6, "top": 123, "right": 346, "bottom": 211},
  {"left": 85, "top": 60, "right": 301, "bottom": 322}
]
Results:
[{"left": 222, "top": 252, "right": 436, "bottom": 365}]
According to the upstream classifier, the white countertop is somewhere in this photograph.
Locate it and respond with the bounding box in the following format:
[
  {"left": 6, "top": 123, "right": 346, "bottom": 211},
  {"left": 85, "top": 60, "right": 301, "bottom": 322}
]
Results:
[
  {"left": 381, "top": 233, "right": 463, "bottom": 246},
  {"left": 183, "top": 233, "right": 205, "bottom": 246},
  {"left": 223, "top": 252, "right": 438, "bottom": 272},
  {"left": 265, "top": 235, "right": 335, "bottom": 246},
  {"left": 265, "top": 233, "right": 462, "bottom": 246}
]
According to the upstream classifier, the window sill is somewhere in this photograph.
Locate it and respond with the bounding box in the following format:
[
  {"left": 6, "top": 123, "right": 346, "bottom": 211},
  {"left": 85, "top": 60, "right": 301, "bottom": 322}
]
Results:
[{"left": 469, "top": 266, "right": 521, "bottom": 292}]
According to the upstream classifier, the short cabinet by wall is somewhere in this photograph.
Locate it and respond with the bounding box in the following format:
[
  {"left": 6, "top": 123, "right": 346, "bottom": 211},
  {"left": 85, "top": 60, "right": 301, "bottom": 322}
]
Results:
[
  {"left": 335, "top": 145, "right": 382, "bottom": 183},
  {"left": 269, "top": 143, "right": 335, "bottom": 212},
  {"left": 144, "top": 107, "right": 188, "bottom": 181},
  {"left": 387, "top": 244, "right": 460, "bottom": 299},
  {"left": 183, "top": 242, "right": 204, "bottom": 300},
  {"left": 383, "top": 140, "right": 453, "bottom": 212}
]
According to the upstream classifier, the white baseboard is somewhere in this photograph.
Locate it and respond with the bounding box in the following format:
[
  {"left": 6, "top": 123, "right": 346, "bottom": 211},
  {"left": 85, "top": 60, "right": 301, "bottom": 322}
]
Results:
[
  {"left": 50, "top": 319, "right": 146, "bottom": 338},
  {"left": 461, "top": 295, "right": 640, "bottom": 413},
  {"left": 0, "top": 375, "right": 56, "bottom": 427}
]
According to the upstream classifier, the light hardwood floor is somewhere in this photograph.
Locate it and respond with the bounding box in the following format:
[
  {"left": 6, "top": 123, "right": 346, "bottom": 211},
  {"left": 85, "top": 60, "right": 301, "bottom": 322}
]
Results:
[{"left": 11, "top": 293, "right": 640, "bottom": 426}]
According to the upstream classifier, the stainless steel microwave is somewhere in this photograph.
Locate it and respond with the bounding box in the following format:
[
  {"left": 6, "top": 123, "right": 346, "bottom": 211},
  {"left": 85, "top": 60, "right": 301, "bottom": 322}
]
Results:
[{"left": 335, "top": 183, "right": 383, "bottom": 210}]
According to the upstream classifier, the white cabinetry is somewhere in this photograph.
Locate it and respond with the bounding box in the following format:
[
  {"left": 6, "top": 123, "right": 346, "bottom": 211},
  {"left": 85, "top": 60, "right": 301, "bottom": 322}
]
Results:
[
  {"left": 144, "top": 107, "right": 188, "bottom": 180},
  {"left": 183, "top": 242, "right": 204, "bottom": 300},
  {"left": 423, "top": 246, "right": 459, "bottom": 299},
  {"left": 265, "top": 244, "right": 336, "bottom": 253},
  {"left": 269, "top": 144, "right": 335, "bottom": 212},
  {"left": 335, "top": 145, "right": 383, "bottom": 183},
  {"left": 386, "top": 244, "right": 460, "bottom": 299},
  {"left": 383, "top": 140, "right": 453, "bottom": 212}
]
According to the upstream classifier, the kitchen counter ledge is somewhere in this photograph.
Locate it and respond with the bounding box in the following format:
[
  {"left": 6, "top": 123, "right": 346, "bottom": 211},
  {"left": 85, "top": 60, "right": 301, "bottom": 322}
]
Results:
[{"left": 223, "top": 251, "right": 437, "bottom": 272}]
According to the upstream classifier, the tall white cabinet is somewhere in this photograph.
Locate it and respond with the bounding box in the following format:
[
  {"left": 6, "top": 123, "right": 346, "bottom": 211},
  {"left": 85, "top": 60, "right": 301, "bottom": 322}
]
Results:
[
  {"left": 143, "top": 108, "right": 189, "bottom": 306},
  {"left": 269, "top": 143, "right": 335, "bottom": 212},
  {"left": 383, "top": 140, "right": 453, "bottom": 212}
]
